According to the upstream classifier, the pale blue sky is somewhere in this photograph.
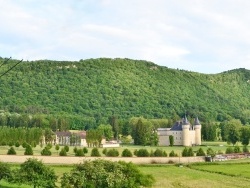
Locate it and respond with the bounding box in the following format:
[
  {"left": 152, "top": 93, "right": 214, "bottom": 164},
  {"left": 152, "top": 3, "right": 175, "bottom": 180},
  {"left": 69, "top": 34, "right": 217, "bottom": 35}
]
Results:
[{"left": 1, "top": 0, "right": 250, "bottom": 73}]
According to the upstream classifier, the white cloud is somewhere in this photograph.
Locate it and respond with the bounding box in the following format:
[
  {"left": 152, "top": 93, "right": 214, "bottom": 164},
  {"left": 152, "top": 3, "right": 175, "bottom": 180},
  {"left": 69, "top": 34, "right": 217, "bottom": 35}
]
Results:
[{"left": 1, "top": 0, "right": 250, "bottom": 73}]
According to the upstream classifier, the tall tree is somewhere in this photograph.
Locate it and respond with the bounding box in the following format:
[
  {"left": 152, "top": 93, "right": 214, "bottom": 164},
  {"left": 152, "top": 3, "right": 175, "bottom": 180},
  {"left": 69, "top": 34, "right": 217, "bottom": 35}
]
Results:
[{"left": 240, "top": 126, "right": 250, "bottom": 146}]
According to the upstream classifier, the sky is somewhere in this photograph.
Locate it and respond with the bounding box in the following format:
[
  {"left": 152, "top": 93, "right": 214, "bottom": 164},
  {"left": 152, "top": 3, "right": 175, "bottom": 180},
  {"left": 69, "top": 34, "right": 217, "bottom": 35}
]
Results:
[{"left": 1, "top": 0, "right": 250, "bottom": 74}]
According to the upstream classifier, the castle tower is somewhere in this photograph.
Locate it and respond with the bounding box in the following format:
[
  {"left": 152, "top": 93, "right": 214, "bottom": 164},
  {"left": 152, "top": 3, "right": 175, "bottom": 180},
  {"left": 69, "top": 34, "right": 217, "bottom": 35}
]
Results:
[
  {"left": 182, "top": 116, "right": 190, "bottom": 146},
  {"left": 194, "top": 117, "right": 201, "bottom": 145}
]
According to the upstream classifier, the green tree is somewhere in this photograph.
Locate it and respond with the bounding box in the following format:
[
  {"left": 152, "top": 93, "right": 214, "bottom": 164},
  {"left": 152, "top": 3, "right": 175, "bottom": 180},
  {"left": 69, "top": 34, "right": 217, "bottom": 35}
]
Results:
[
  {"left": 240, "top": 126, "right": 250, "bottom": 146},
  {"left": 122, "top": 149, "right": 133, "bottom": 157},
  {"left": 97, "top": 124, "right": 114, "bottom": 141},
  {"left": 14, "top": 158, "right": 57, "bottom": 188},
  {"left": 24, "top": 144, "right": 33, "bottom": 155},
  {"left": 61, "top": 159, "right": 155, "bottom": 188},
  {"left": 91, "top": 147, "right": 101, "bottom": 157},
  {"left": 196, "top": 148, "right": 205, "bottom": 156},
  {"left": 41, "top": 147, "right": 52, "bottom": 156},
  {"left": 59, "top": 148, "right": 67, "bottom": 156},
  {"left": 7, "top": 147, "right": 16, "bottom": 155},
  {"left": 169, "top": 135, "right": 174, "bottom": 147},
  {"left": 224, "top": 119, "right": 242, "bottom": 145}
]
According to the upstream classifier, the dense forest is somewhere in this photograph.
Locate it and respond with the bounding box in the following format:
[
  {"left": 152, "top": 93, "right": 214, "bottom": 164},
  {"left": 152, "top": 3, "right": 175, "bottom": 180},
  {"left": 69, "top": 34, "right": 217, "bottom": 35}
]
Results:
[{"left": 0, "top": 57, "right": 250, "bottom": 130}]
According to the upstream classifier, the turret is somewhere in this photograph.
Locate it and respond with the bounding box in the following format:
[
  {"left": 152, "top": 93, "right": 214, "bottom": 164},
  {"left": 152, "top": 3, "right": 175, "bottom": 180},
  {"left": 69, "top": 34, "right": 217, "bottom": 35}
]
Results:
[
  {"left": 194, "top": 117, "right": 201, "bottom": 145},
  {"left": 182, "top": 116, "right": 190, "bottom": 146}
]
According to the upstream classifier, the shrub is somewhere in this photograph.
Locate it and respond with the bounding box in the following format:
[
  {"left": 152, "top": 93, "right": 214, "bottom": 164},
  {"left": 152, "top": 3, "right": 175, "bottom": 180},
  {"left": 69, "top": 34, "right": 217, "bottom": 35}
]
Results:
[
  {"left": 75, "top": 149, "right": 84, "bottom": 156},
  {"left": 102, "top": 148, "right": 108, "bottom": 155},
  {"left": 46, "top": 143, "right": 52, "bottom": 149},
  {"left": 22, "top": 142, "right": 28, "bottom": 148},
  {"left": 169, "top": 150, "right": 176, "bottom": 157},
  {"left": 0, "top": 162, "right": 11, "bottom": 181},
  {"left": 234, "top": 146, "right": 241, "bottom": 153},
  {"left": 59, "top": 148, "right": 67, "bottom": 156},
  {"left": 64, "top": 145, "right": 69, "bottom": 152},
  {"left": 133, "top": 149, "right": 138, "bottom": 156},
  {"left": 135, "top": 149, "right": 149, "bottom": 157},
  {"left": 154, "top": 149, "right": 167, "bottom": 157},
  {"left": 226, "top": 147, "right": 234, "bottom": 154},
  {"left": 182, "top": 147, "right": 189, "bottom": 157},
  {"left": 150, "top": 150, "right": 154, "bottom": 157},
  {"left": 73, "top": 146, "right": 78, "bottom": 154},
  {"left": 15, "top": 141, "right": 20, "bottom": 147},
  {"left": 83, "top": 147, "right": 88, "bottom": 154},
  {"left": 1, "top": 141, "right": 6, "bottom": 146},
  {"left": 8, "top": 141, "right": 14, "bottom": 147},
  {"left": 55, "top": 144, "right": 60, "bottom": 151},
  {"left": 24, "top": 144, "right": 33, "bottom": 155},
  {"left": 196, "top": 148, "right": 206, "bottom": 156},
  {"left": 243, "top": 145, "right": 249, "bottom": 153},
  {"left": 41, "top": 147, "right": 52, "bottom": 156},
  {"left": 106, "top": 149, "right": 119, "bottom": 157},
  {"left": 188, "top": 148, "right": 194, "bottom": 156},
  {"left": 122, "top": 149, "right": 133, "bottom": 157},
  {"left": 7, "top": 147, "right": 16, "bottom": 155},
  {"left": 207, "top": 148, "right": 216, "bottom": 158},
  {"left": 61, "top": 159, "right": 155, "bottom": 188},
  {"left": 91, "top": 148, "right": 101, "bottom": 157},
  {"left": 31, "top": 141, "right": 37, "bottom": 148}
]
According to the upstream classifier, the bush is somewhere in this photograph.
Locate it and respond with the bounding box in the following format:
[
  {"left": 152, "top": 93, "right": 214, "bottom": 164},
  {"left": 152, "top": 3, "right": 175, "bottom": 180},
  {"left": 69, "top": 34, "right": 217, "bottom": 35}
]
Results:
[
  {"left": 41, "top": 147, "right": 52, "bottom": 156},
  {"left": 243, "top": 145, "right": 249, "bottom": 153},
  {"left": 55, "top": 144, "right": 60, "bottom": 151},
  {"left": 75, "top": 149, "right": 84, "bottom": 156},
  {"left": 134, "top": 149, "right": 138, "bottom": 156},
  {"left": 64, "top": 145, "right": 69, "bottom": 152},
  {"left": 196, "top": 148, "right": 205, "bottom": 156},
  {"left": 188, "top": 148, "right": 194, "bottom": 156},
  {"left": 73, "top": 146, "right": 78, "bottom": 154},
  {"left": 8, "top": 141, "right": 14, "bottom": 147},
  {"left": 122, "top": 149, "right": 133, "bottom": 157},
  {"left": 61, "top": 159, "right": 155, "bottom": 188},
  {"left": 0, "top": 162, "right": 11, "bottom": 181},
  {"left": 91, "top": 148, "right": 101, "bottom": 157},
  {"left": 22, "top": 142, "right": 28, "bottom": 148},
  {"left": 83, "top": 147, "right": 88, "bottom": 154},
  {"left": 135, "top": 149, "right": 149, "bottom": 157},
  {"left": 24, "top": 144, "right": 33, "bottom": 155},
  {"left": 59, "top": 148, "right": 67, "bottom": 156},
  {"left": 154, "top": 149, "right": 167, "bottom": 157},
  {"left": 106, "top": 149, "right": 119, "bottom": 157},
  {"left": 1, "top": 141, "right": 7, "bottom": 146},
  {"left": 31, "top": 141, "right": 37, "bottom": 148},
  {"left": 169, "top": 150, "right": 178, "bottom": 157},
  {"left": 46, "top": 143, "right": 52, "bottom": 149},
  {"left": 102, "top": 148, "right": 108, "bottom": 155},
  {"left": 15, "top": 141, "right": 20, "bottom": 147},
  {"left": 234, "top": 146, "right": 241, "bottom": 153},
  {"left": 182, "top": 147, "right": 189, "bottom": 157},
  {"left": 226, "top": 147, "right": 234, "bottom": 154},
  {"left": 7, "top": 147, "right": 16, "bottom": 155}
]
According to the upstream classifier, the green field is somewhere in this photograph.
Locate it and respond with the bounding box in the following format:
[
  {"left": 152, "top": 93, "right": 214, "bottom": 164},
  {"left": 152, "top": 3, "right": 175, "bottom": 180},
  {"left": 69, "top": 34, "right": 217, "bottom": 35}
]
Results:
[{"left": 2, "top": 162, "right": 250, "bottom": 188}]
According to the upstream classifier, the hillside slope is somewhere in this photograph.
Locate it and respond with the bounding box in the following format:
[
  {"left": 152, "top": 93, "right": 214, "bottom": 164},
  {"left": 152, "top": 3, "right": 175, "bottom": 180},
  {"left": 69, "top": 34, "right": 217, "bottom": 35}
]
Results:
[{"left": 0, "top": 57, "right": 250, "bottom": 127}]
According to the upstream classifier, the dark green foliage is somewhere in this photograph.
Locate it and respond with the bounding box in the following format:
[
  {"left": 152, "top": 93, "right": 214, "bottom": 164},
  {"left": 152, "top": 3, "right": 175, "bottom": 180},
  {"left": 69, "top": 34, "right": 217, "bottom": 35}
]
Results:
[
  {"left": 196, "top": 148, "right": 206, "bottom": 156},
  {"left": 240, "top": 126, "right": 250, "bottom": 146},
  {"left": 169, "top": 135, "right": 174, "bottom": 147},
  {"left": 226, "top": 147, "right": 234, "bottom": 154},
  {"left": 122, "top": 148, "right": 133, "bottom": 157},
  {"left": 41, "top": 147, "right": 52, "bottom": 156},
  {"left": 64, "top": 145, "right": 69, "bottom": 152},
  {"left": 14, "top": 158, "right": 57, "bottom": 188},
  {"left": 73, "top": 146, "right": 78, "bottom": 153},
  {"left": 1, "top": 58, "right": 250, "bottom": 130},
  {"left": 182, "top": 147, "right": 189, "bottom": 157},
  {"left": 83, "top": 147, "right": 88, "bottom": 154},
  {"left": 22, "top": 142, "right": 28, "bottom": 148},
  {"left": 234, "top": 146, "right": 241, "bottom": 153},
  {"left": 243, "top": 145, "right": 249, "bottom": 153},
  {"left": 8, "top": 141, "right": 14, "bottom": 147},
  {"left": 86, "top": 129, "right": 103, "bottom": 147},
  {"left": 59, "top": 148, "right": 67, "bottom": 156},
  {"left": 169, "top": 150, "right": 178, "bottom": 157},
  {"left": 75, "top": 148, "right": 84, "bottom": 156},
  {"left": 55, "top": 144, "right": 60, "bottom": 151},
  {"left": 24, "top": 144, "right": 33, "bottom": 155},
  {"left": 106, "top": 148, "right": 119, "bottom": 157},
  {"left": 7, "top": 147, "right": 16, "bottom": 155},
  {"left": 15, "top": 141, "right": 20, "bottom": 147},
  {"left": 102, "top": 148, "right": 108, "bottom": 155},
  {"left": 0, "top": 162, "right": 11, "bottom": 181},
  {"left": 46, "top": 143, "right": 52, "bottom": 149},
  {"left": 60, "top": 159, "right": 155, "bottom": 188},
  {"left": 135, "top": 149, "right": 149, "bottom": 157},
  {"left": 91, "top": 148, "right": 101, "bottom": 157},
  {"left": 207, "top": 148, "right": 216, "bottom": 158},
  {"left": 154, "top": 148, "right": 167, "bottom": 157},
  {"left": 188, "top": 148, "right": 194, "bottom": 156}
]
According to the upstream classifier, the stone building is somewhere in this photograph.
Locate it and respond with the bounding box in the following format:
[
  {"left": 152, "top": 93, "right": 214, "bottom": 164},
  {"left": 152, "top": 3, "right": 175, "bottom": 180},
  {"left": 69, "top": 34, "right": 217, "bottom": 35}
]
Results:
[{"left": 157, "top": 116, "right": 201, "bottom": 146}]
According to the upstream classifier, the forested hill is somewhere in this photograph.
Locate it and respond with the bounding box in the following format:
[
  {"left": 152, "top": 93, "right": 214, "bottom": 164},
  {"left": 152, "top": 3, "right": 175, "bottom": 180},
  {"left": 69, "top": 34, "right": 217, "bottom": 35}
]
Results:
[{"left": 0, "top": 57, "right": 250, "bottom": 128}]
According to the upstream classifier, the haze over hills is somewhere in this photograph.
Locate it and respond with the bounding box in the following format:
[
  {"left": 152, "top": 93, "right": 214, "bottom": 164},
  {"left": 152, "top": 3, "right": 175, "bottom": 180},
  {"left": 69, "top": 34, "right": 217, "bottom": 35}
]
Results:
[{"left": 0, "top": 57, "right": 250, "bottom": 129}]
